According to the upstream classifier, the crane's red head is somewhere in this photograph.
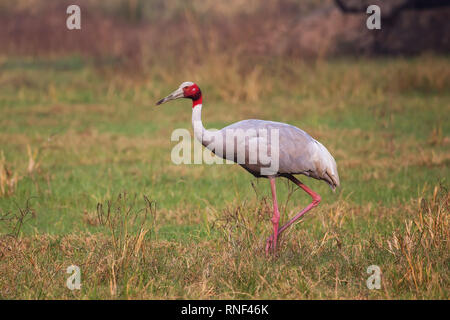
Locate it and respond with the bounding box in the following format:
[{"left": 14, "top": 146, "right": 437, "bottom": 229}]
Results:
[{"left": 156, "top": 82, "right": 202, "bottom": 108}]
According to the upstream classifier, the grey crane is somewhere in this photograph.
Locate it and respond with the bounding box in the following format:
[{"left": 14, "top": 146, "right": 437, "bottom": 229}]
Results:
[{"left": 156, "top": 82, "right": 340, "bottom": 255}]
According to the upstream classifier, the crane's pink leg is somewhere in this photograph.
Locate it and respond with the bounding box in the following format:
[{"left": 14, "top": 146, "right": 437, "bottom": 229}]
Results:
[
  {"left": 277, "top": 174, "right": 321, "bottom": 236},
  {"left": 265, "top": 177, "right": 280, "bottom": 256}
]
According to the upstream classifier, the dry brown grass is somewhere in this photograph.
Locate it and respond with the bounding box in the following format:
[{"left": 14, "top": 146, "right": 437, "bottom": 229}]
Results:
[
  {"left": 0, "top": 185, "right": 448, "bottom": 299},
  {"left": 387, "top": 185, "right": 449, "bottom": 294},
  {"left": 0, "top": 137, "right": 53, "bottom": 198},
  {"left": 0, "top": 151, "right": 19, "bottom": 197}
]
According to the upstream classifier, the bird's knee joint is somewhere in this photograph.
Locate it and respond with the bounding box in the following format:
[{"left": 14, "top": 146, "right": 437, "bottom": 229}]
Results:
[
  {"left": 271, "top": 214, "right": 280, "bottom": 224},
  {"left": 312, "top": 195, "right": 321, "bottom": 207}
]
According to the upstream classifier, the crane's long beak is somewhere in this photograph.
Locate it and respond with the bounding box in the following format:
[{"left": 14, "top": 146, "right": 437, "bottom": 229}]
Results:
[{"left": 156, "top": 87, "right": 184, "bottom": 106}]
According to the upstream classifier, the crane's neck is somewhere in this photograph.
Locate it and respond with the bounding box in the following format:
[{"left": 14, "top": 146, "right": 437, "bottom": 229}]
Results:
[
  {"left": 192, "top": 103, "right": 215, "bottom": 149},
  {"left": 192, "top": 104, "right": 205, "bottom": 145}
]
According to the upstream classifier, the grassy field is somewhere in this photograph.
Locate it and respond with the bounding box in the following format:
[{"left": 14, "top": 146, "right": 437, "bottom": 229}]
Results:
[{"left": 0, "top": 55, "right": 449, "bottom": 299}]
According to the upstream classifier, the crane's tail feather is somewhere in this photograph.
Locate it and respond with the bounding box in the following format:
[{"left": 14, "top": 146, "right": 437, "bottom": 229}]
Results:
[
  {"left": 325, "top": 169, "right": 340, "bottom": 192},
  {"left": 315, "top": 141, "right": 340, "bottom": 191}
]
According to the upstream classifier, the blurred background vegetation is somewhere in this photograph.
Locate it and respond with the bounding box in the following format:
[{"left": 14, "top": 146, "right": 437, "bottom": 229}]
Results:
[{"left": 1, "top": 0, "right": 449, "bottom": 66}]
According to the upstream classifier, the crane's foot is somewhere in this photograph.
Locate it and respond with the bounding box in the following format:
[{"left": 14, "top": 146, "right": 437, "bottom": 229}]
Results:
[
  {"left": 265, "top": 234, "right": 278, "bottom": 257},
  {"left": 265, "top": 236, "right": 273, "bottom": 256}
]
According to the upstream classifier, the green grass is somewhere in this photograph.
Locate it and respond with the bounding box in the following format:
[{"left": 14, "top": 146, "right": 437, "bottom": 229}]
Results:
[{"left": 0, "top": 55, "right": 449, "bottom": 299}]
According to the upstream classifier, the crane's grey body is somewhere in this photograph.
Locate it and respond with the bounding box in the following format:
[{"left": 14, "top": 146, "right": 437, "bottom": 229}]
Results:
[{"left": 193, "top": 105, "right": 340, "bottom": 190}]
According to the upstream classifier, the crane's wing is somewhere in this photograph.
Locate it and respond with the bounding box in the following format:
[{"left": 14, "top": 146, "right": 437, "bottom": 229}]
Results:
[{"left": 207, "top": 119, "right": 340, "bottom": 189}]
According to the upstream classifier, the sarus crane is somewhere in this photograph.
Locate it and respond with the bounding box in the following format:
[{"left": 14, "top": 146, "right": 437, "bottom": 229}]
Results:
[{"left": 156, "top": 82, "right": 340, "bottom": 255}]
